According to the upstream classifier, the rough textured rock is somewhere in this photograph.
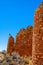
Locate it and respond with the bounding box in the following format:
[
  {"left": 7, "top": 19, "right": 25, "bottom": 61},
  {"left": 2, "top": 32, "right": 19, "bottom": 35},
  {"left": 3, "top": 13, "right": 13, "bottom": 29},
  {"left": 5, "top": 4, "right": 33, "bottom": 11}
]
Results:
[
  {"left": 32, "top": 2, "right": 43, "bottom": 65},
  {"left": 15, "top": 26, "right": 33, "bottom": 56},
  {"left": 7, "top": 34, "right": 15, "bottom": 54}
]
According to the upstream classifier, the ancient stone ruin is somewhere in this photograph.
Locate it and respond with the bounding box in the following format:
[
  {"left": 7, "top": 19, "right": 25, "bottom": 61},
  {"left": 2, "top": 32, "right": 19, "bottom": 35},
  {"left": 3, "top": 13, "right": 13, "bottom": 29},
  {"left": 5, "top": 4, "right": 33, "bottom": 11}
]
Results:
[
  {"left": 32, "top": 2, "right": 43, "bottom": 65},
  {"left": 7, "top": 26, "right": 33, "bottom": 56},
  {"left": 15, "top": 26, "right": 33, "bottom": 56},
  {"left": 7, "top": 34, "right": 15, "bottom": 54},
  {"left": 7, "top": 2, "right": 43, "bottom": 65}
]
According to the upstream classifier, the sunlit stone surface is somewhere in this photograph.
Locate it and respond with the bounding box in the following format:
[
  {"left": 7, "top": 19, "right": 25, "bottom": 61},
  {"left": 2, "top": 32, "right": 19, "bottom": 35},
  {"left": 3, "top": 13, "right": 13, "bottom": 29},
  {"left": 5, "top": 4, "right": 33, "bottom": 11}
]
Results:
[{"left": 32, "top": 2, "right": 43, "bottom": 65}]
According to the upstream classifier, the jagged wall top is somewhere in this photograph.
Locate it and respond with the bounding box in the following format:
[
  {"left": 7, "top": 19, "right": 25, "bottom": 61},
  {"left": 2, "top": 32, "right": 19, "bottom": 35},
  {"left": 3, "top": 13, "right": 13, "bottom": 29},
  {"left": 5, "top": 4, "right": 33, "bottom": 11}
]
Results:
[{"left": 35, "top": 2, "right": 43, "bottom": 14}]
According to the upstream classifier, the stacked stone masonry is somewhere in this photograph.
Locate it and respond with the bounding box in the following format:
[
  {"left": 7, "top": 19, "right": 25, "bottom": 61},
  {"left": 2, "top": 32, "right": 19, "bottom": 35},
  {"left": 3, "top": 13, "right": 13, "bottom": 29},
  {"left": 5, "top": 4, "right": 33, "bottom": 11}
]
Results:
[
  {"left": 32, "top": 2, "right": 43, "bottom": 65},
  {"left": 15, "top": 26, "right": 33, "bottom": 56},
  {"left": 7, "top": 26, "right": 33, "bottom": 56},
  {"left": 7, "top": 2, "right": 43, "bottom": 65},
  {"left": 7, "top": 35, "right": 15, "bottom": 54}
]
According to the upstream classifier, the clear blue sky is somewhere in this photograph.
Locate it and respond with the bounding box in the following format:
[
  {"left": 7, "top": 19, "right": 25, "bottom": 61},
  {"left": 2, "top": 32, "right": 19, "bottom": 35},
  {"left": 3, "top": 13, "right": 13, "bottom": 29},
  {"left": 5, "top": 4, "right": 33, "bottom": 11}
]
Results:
[{"left": 0, "top": 0, "right": 43, "bottom": 51}]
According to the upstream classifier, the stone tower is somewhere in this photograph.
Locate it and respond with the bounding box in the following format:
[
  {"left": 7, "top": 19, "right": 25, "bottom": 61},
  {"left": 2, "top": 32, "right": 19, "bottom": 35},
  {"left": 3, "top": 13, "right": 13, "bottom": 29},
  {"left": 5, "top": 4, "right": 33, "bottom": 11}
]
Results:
[
  {"left": 32, "top": 2, "right": 43, "bottom": 65},
  {"left": 15, "top": 26, "right": 33, "bottom": 56},
  {"left": 7, "top": 34, "right": 15, "bottom": 54}
]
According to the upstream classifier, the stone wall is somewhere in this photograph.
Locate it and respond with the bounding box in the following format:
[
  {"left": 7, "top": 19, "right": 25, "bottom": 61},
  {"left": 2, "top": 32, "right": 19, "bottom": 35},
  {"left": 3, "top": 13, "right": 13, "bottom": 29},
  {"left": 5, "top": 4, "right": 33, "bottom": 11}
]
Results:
[
  {"left": 7, "top": 35, "right": 15, "bottom": 54},
  {"left": 15, "top": 26, "right": 33, "bottom": 56},
  {"left": 32, "top": 2, "right": 43, "bottom": 65},
  {"left": 7, "top": 26, "right": 33, "bottom": 56}
]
